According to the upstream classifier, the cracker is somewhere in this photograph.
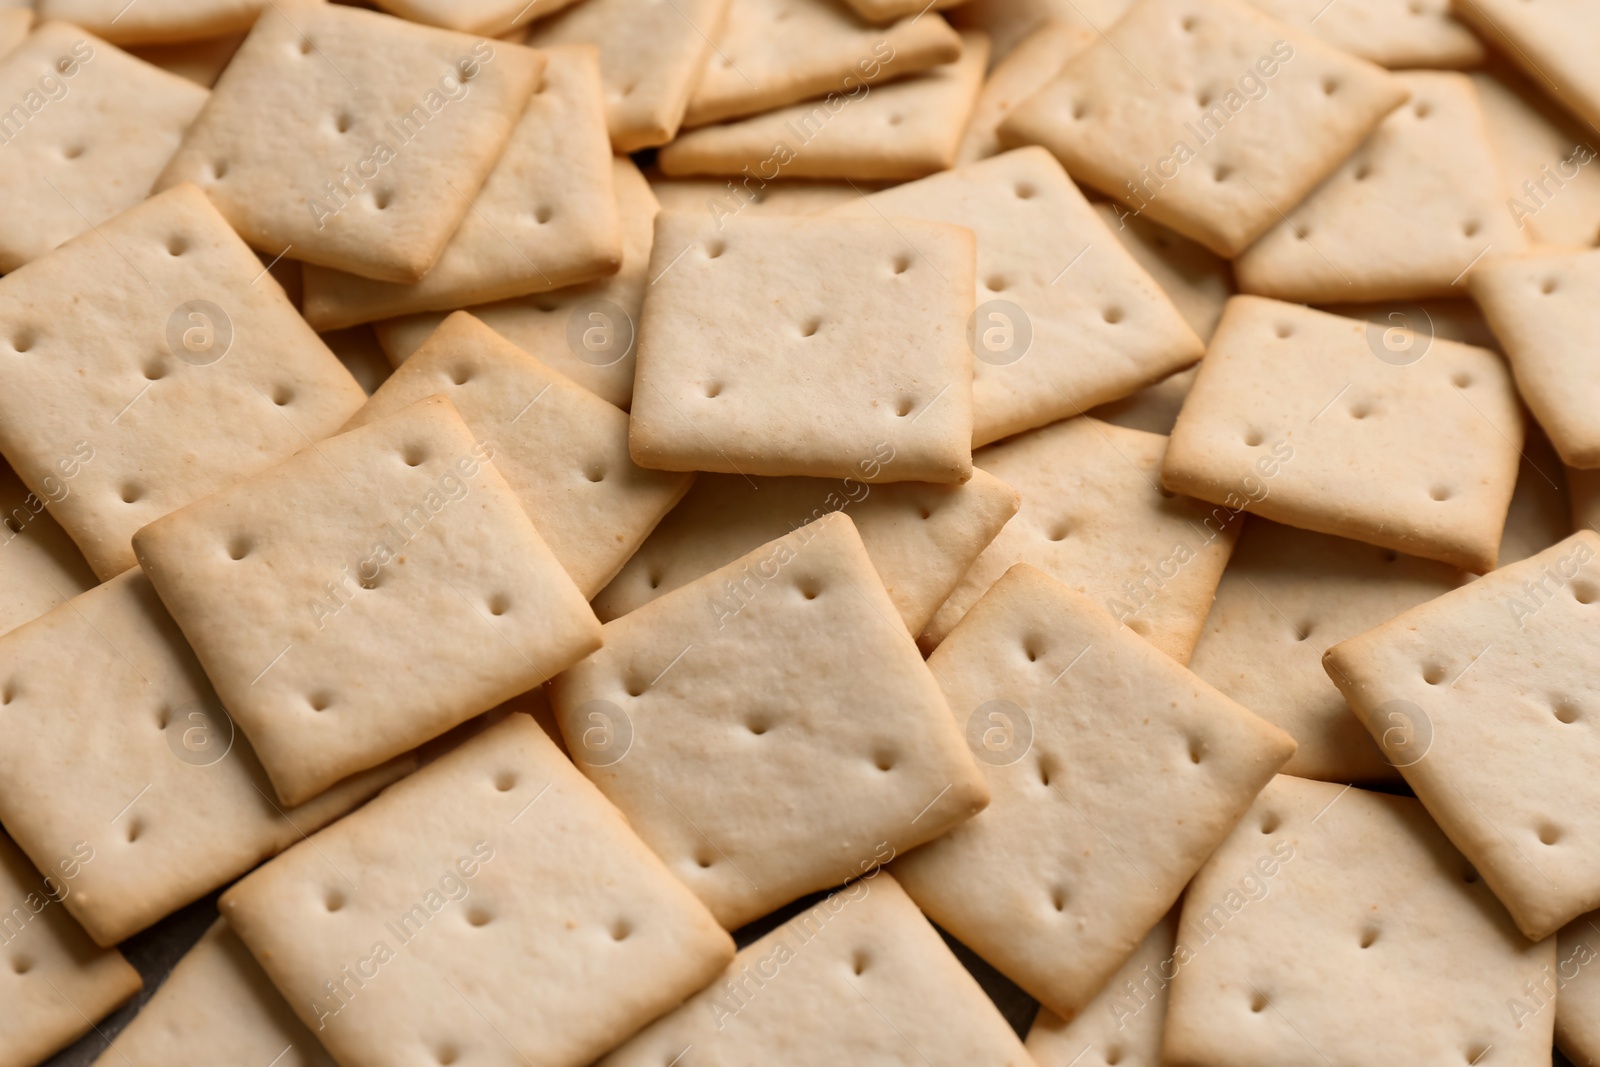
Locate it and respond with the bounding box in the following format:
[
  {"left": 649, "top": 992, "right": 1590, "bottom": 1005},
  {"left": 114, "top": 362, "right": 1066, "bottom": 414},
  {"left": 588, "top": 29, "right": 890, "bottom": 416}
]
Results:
[
  {"left": 656, "top": 32, "right": 989, "bottom": 180},
  {"left": 1163, "top": 775, "right": 1555, "bottom": 1067},
  {"left": 300, "top": 44, "right": 622, "bottom": 330},
  {"left": 0, "top": 459, "right": 96, "bottom": 638},
  {"left": 1162, "top": 296, "right": 1524, "bottom": 573},
  {"left": 1557, "top": 913, "right": 1600, "bottom": 1067},
  {"left": 999, "top": 0, "right": 1409, "bottom": 257},
  {"left": 1243, "top": 0, "right": 1484, "bottom": 68},
  {"left": 1235, "top": 72, "right": 1527, "bottom": 303},
  {"left": 896, "top": 565, "right": 1294, "bottom": 1018},
  {"left": 156, "top": 3, "right": 545, "bottom": 283},
  {"left": 525, "top": 0, "right": 731, "bottom": 152},
  {"left": 322, "top": 324, "right": 394, "bottom": 396},
  {"left": 1093, "top": 203, "right": 1234, "bottom": 343},
  {"left": 132, "top": 395, "right": 602, "bottom": 805},
  {"left": 345, "top": 312, "right": 692, "bottom": 596},
  {"left": 649, "top": 175, "right": 867, "bottom": 217},
  {"left": 957, "top": 19, "right": 1095, "bottom": 165},
  {"left": 128, "top": 31, "right": 247, "bottom": 88},
  {"left": 629, "top": 212, "right": 975, "bottom": 482},
  {"left": 34, "top": 0, "right": 302, "bottom": 46},
  {"left": 592, "top": 468, "right": 1020, "bottom": 634},
  {"left": 0, "top": 8, "right": 30, "bottom": 57},
  {"left": 1322, "top": 296, "right": 1499, "bottom": 351},
  {"left": 597, "top": 874, "right": 1033, "bottom": 1067},
  {"left": 924, "top": 417, "right": 1240, "bottom": 662},
  {"left": 1497, "top": 423, "right": 1571, "bottom": 567},
  {"left": 370, "top": 0, "right": 574, "bottom": 35},
  {"left": 220, "top": 714, "right": 735, "bottom": 1067},
  {"left": 550, "top": 512, "right": 990, "bottom": 929},
  {"left": 1089, "top": 365, "right": 1199, "bottom": 435},
  {"left": 0, "top": 23, "right": 208, "bottom": 272},
  {"left": 374, "top": 156, "right": 657, "bottom": 409},
  {"left": 948, "top": 0, "right": 1128, "bottom": 61},
  {"left": 1452, "top": 0, "right": 1600, "bottom": 135},
  {"left": 686, "top": 0, "right": 960, "bottom": 127},
  {"left": 0, "top": 182, "right": 367, "bottom": 580},
  {"left": 1324, "top": 529, "right": 1600, "bottom": 940},
  {"left": 830, "top": 147, "right": 1204, "bottom": 446}
]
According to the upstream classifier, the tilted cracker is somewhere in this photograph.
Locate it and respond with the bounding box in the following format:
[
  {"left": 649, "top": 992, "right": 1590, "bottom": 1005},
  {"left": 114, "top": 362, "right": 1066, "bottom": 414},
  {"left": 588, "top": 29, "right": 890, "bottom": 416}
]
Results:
[
  {"left": 924, "top": 417, "right": 1240, "bottom": 662},
  {"left": 1163, "top": 296, "right": 1523, "bottom": 572},
  {"left": 0, "top": 459, "right": 96, "bottom": 638},
  {"left": 999, "top": 0, "right": 1409, "bottom": 257},
  {"left": 371, "top": 0, "right": 575, "bottom": 35},
  {"left": 1472, "top": 66, "right": 1600, "bottom": 250},
  {"left": 551, "top": 512, "right": 990, "bottom": 929},
  {"left": 630, "top": 213, "right": 975, "bottom": 482},
  {"left": 1243, "top": 0, "right": 1484, "bottom": 68},
  {"left": 831, "top": 147, "right": 1204, "bottom": 446},
  {"left": 301, "top": 44, "right": 622, "bottom": 330},
  {"left": 1451, "top": 0, "right": 1600, "bottom": 134},
  {"left": 0, "top": 182, "right": 367, "bottom": 580},
  {"left": 598, "top": 874, "right": 1033, "bottom": 1067},
  {"left": 129, "top": 31, "right": 247, "bottom": 87},
  {"left": 1235, "top": 72, "right": 1526, "bottom": 303},
  {"left": 1163, "top": 775, "right": 1555, "bottom": 1067},
  {"left": 221, "top": 714, "right": 735, "bottom": 1067},
  {"left": 1093, "top": 203, "right": 1233, "bottom": 343},
  {"left": 1555, "top": 913, "right": 1600, "bottom": 1067},
  {"left": 322, "top": 324, "right": 394, "bottom": 395},
  {"left": 1089, "top": 366, "right": 1199, "bottom": 435},
  {"left": 157, "top": 3, "right": 545, "bottom": 283},
  {"left": 0, "top": 9, "right": 30, "bottom": 57},
  {"left": 132, "top": 395, "right": 602, "bottom": 806},
  {"left": 35, "top": 0, "right": 307, "bottom": 45},
  {"left": 957, "top": 19, "right": 1096, "bottom": 165}
]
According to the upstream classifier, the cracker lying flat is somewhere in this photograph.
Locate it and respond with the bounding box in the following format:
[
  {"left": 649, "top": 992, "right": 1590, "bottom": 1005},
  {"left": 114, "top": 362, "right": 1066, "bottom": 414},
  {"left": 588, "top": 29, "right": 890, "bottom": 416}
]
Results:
[
  {"left": 593, "top": 468, "right": 1019, "bottom": 634},
  {"left": 371, "top": 0, "right": 573, "bottom": 34},
  {"left": 551, "top": 512, "right": 989, "bottom": 929},
  {"left": 345, "top": 313, "right": 692, "bottom": 596},
  {"left": 1164, "top": 775, "right": 1554, "bottom": 1066},
  {"left": 133, "top": 395, "right": 602, "bottom": 805},
  {"left": 957, "top": 20, "right": 1095, "bottom": 164},
  {"left": 221, "top": 714, "right": 735, "bottom": 1067},
  {"left": 1094, "top": 203, "right": 1233, "bottom": 343},
  {"left": 598, "top": 874, "right": 1033, "bottom": 1066},
  {"left": 1325, "top": 530, "right": 1600, "bottom": 940},
  {"left": 1235, "top": 72, "right": 1525, "bottom": 303},
  {"left": 374, "top": 157, "right": 658, "bottom": 409},
  {"left": 129, "top": 31, "right": 247, "bottom": 87},
  {"left": 0, "top": 460, "right": 96, "bottom": 638},
  {"left": 1452, "top": 0, "right": 1600, "bottom": 134},
  {"left": 0, "top": 829, "right": 140, "bottom": 1067},
  {"left": 0, "top": 182, "right": 367, "bottom": 580},
  {"left": 999, "top": 0, "right": 1409, "bottom": 257},
  {"left": 301, "top": 44, "right": 622, "bottom": 330},
  {"left": 1557, "top": 913, "right": 1600, "bottom": 1067},
  {"left": 0, "top": 23, "right": 208, "bottom": 272},
  {"left": 630, "top": 213, "right": 975, "bottom": 482},
  {"left": 1473, "top": 66, "right": 1600, "bottom": 250},
  {"left": 1163, "top": 296, "right": 1523, "bottom": 572},
  {"left": 1089, "top": 366, "right": 1199, "bottom": 435},
  {"left": 896, "top": 565, "right": 1294, "bottom": 1018},
  {"left": 1243, "top": 0, "right": 1484, "bottom": 68},
  {"left": 526, "top": 0, "right": 731, "bottom": 152},
  {"left": 157, "top": 3, "right": 544, "bottom": 282},
  {"left": 924, "top": 417, "right": 1241, "bottom": 662},
  {"left": 35, "top": 0, "right": 296, "bottom": 45},
  {"left": 831, "top": 147, "right": 1204, "bottom": 446},
  {"left": 657, "top": 33, "right": 989, "bottom": 180}
]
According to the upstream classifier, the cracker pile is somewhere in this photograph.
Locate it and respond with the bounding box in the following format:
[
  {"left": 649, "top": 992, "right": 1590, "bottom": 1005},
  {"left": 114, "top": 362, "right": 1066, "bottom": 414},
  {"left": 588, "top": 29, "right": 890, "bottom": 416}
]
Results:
[{"left": 0, "top": 0, "right": 1597, "bottom": 1064}]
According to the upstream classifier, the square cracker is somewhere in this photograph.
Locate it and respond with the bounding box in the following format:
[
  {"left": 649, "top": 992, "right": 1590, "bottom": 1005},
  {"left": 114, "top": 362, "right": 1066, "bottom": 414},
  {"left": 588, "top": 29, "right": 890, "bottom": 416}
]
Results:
[
  {"left": 0, "top": 569, "right": 413, "bottom": 945},
  {"left": 597, "top": 874, "right": 1033, "bottom": 1067},
  {"left": 999, "top": 0, "right": 1409, "bottom": 257},
  {"left": 551, "top": 512, "right": 990, "bottom": 930},
  {"left": 132, "top": 395, "right": 602, "bottom": 806},
  {"left": 375, "top": 156, "right": 658, "bottom": 410},
  {"left": 1242, "top": 0, "right": 1484, "bottom": 69},
  {"left": 220, "top": 714, "right": 735, "bottom": 1067},
  {"left": 1094, "top": 203, "right": 1234, "bottom": 344},
  {"left": 1324, "top": 530, "right": 1600, "bottom": 940},
  {"left": 371, "top": 0, "right": 577, "bottom": 35},
  {"left": 830, "top": 146, "right": 1205, "bottom": 446},
  {"left": 344, "top": 312, "right": 692, "bottom": 597},
  {"left": 630, "top": 212, "right": 975, "bottom": 483},
  {"left": 156, "top": 3, "right": 545, "bottom": 283},
  {"left": 657, "top": 32, "right": 988, "bottom": 180},
  {"left": 924, "top": 416, "right": 1241, "bottom": 662},
  {"left": 1163, "top": 296, "right": 1524, "bottom": 573},
  {"left": 0, "top": 182, "right": 367, "bottom": 581},
  {"left": 1234, "top": 72, "right": 1526, "bottom": 304},
  {"left": 300, "top": 44, "right": 622, "bottom": 331},
  {"left": 898, "top": 565, "right": 1292, "bottom": 1018},
  {"left": 1163, "top": 775, "right": 1554, "bottom": 1067},
  {"left": 34, "top": 0, "right": 308, "bottom": 45},
  {"left": 0, "top": 459, "right": 97, "bottom": 638},
  {"left": 957, "top": 20, "right": 1097, "bottom": 165},
  {"left": 1451, "top": 0, "right": 1600, "bottom": 134},
  {"left": 0, "top": 23, "right": 208, "bottom": 272},
  {"left": 592, "top": 468, "right": 1020, "bottom": 635}
]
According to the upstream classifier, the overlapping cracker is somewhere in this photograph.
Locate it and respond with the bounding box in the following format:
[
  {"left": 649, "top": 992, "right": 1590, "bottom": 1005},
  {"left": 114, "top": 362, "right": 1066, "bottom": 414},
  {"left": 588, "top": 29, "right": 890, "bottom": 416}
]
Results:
[
  {"left": 1094, "top": 203, "right": 1233, "bottom": 343},
  {"left": 842, "top": 0, "right": 966, "bottom": 23},
  {"left": 1243, "top": 0, "right": 1484, "bottom": 68},
  {"left": 1089, "top": 366, "right": 1200, "bottom": 435},
  {"left": 1498, "top": 423, "right": 1571, "bottom": 567},
  {"left": 35, "top": 0, "right": 303, "bottom": 46},
  {"left": 649, "top": 175, "right": 866, "bottom": 217},
  {"left": 1452, "top": 0, "right": 1600, "bottom": 134},
  {"left": 322, "top": 324, "right": 394, "bottom": 396},
  {"left": 371, "top": 0, "right": 572, "bottom": 35},
  {"left": 948, "top": 0, "right": 1129, "bottom": 61},
  {"left": 0, "top": 460, "right": 96, "bottom": 638},
  {"left": 128, "top": 31, "right": 247, "bottom": 87},
  {"left": 957, "top": 19, "right": 1095, "bottom": 164}
]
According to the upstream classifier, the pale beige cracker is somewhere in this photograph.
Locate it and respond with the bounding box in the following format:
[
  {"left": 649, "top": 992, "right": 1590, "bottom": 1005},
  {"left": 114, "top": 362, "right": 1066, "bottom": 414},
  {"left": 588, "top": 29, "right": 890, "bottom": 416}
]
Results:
[
  {"left": 924, "top": 417, "right": 1241, "bottom": 662},
  {"left": 999, "top": 0, "right": 1409, "bottom": 257},
  {"left": 371, "top": 0, "right": 576, "bottom": 35},
  {"left": 221, "top": 714, "right": 734, "bottom": 1067},
  {"left": 1452, "top": 0, "right": 1600, "bottom": 135},
  {"left": 593, "top": 468, "right": 1019, "bottom": 635},
  {"left": 1164, "top": 775, "right": 1555, "bottom": 1067},
  {"left": 322, "top": 324, "right": 394, "bottom": 395},
  {"left": 0, "top": 459, "right": 96, "bottom": 638},
  {"left": 598, "top": 874, "right": 1033, "bottom": 1066},
  {"left": 551, "top": 512, "right": 989, "bottom": 929},
  {"left": 157, "top": 3, "right": 545, "bottom": 283},
  {"left": 301, "top": 44, "right": 622, "bottom": 330},
  {"left": 1093, "top": 203, "right": 1233, "bottom": 343},
  {"left": 1556, "top": 912, "right": 1600, "bottom": 1067},
  {"left": 1089, "top": 365, "right": 1199, "bottom": 435},
  {"left": 1235, "top": 72, "right": 1526, "bottom": 303},
  {"left": 841, "top": 0, "right": 965, "bottom": 24},
  {"left": 0, "top": 8, "right": 31, "bottom": 57},
  {"left": 896, "top": 565, "right": 1294, "bottom": 1018},
  {"left": 630, "top": 212, "right": 975, "bottom": 482},
  {"left": 831, "top": 147, "right": 1204, "bottom": 446},
  {"left": 1497, "top": 422, "right": 1571, "bottom": 567},
  {"left": 129, "top": 31, "right": 247, "bottom": 87},
  {"left": 132, "top": 395, "right": 601, "bottom": 805},
  {"left": 1243, "top": 0, "right": 1484, "bottom": 68},
  {"left": 0, "top": 182, "right": 367, "bottom": 580},
  {"left": 1321, "top": 296, "right": 1499, "bottom": 352},
  {"left": 36, "top": 0, "right": 316, "bottom": 45},
  {"left": 1163, "top": 296, "right": 1523, "bottom": 573},
  {"left": 957, "top": 19, "right": 1095, "bottom": 165},
  {"left": 948, "top": 0, "right": 1130, "bottom": 62}
]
